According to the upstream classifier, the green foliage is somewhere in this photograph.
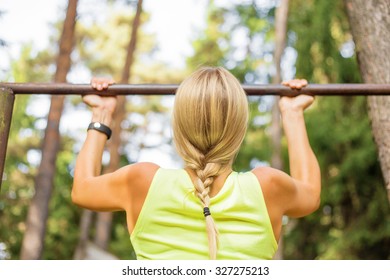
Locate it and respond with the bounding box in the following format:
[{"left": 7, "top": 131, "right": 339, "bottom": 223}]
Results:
[
  {"left": 72, "top": 5, "right": 185, "bottom": 259},
  {"left": 289, "top": 0, "right": 361, "bottom": 83},
  {"left": 2, "top": 0, "right": 389, "bottom": 261},
  {"left": 187, "top": 1, "right": 229, "bottom": 69},
  {"left": 283, "top": 0, "right": 390, "bottom": 259},
  {"left": 109, "top": 211, "right": 136, "bottom": 259},
  {"left": 75, "top": 8, "right": 155, "bottom": 80},
  {"left": 234, "top": 97, "right": 272, "bottom": 171},
  {"left": 284, "top": 97, "right": 390, "bottom": 259},
  {"left": 187, "top": 0, "right": 274, "bottom": 83},
  {"left": 42, "top": 137, "right": 79, "bottom": 259},
  {"left": 188, "top": 0, "right": 390, "bottom": 260},
  {"left": 0, "top": 45, "right": 52, "bottom": 259},
  {"left": 226, "top": 1, "right": 274, "bottom": 82},
  {"left": 188, "top": 0, "right": 276, "bottom": 174}
]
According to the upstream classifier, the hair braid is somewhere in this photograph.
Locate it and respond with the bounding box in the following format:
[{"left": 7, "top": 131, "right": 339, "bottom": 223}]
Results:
[
  {"left": 172, "top": 66, "right": 249, "bottom": 259},
  {"left": 188, "top": 155, "right": 222, "bottom": 259}
]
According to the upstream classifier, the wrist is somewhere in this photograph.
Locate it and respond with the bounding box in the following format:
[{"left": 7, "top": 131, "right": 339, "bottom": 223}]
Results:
[
  {"left": 281, "top": 109, "right": 304, "bottom": 125},
  {"left": 87, "top": 122, "right": 112, "bottom": 140},
  {"left": 280, "top": 107, "right": 304, "bottom": 116},
  {"left": 91, "top": 108, "right": 113, "bottom": 126}
]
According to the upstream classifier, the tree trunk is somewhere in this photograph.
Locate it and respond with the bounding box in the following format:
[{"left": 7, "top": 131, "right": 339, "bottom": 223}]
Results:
[
  {"left": 344, "top": 0, "right": 390, "bottom": 202},
  {"left": 271, "top": 0, "right": 289, "bottom": 260},
  {"left": 94, "top": 0, "right": 143, "bottom": 250},
  {"left": 73, "top": 210, "right": 94, "bottom": 259},
  {"left": 20, "top": 0, "right": 78, "bottom": 259}
]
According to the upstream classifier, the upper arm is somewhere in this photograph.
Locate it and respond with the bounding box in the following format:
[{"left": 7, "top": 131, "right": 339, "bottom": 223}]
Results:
[
  {"left": 71, "top": 162, "right": 160, "bottom": 212},
  {"left": 252, "top": 167, "right": 320, "bottom": 218}
]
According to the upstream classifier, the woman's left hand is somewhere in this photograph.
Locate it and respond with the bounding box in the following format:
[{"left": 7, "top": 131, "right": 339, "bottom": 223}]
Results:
[
  {"left": 279, "top": 79, "right": 314, "bottom": 113},
  {"left": 83, "top": 77, "right": 117, "bottom": 114}
]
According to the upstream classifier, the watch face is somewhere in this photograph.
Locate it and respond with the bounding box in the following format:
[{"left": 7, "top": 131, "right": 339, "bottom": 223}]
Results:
[{"left": 94, "top": 123, "right": 101, "bottom": 128}]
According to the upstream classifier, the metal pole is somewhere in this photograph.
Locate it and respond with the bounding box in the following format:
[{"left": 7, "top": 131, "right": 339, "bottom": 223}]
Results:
[
  {"left": 1, "top": 83, "right": 390, "bottom": 96},
  {"left": 0, "top": 87, "right": 15, "bottom": 191}
]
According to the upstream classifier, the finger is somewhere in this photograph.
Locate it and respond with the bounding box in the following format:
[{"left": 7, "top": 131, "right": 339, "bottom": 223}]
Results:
[
  {"left": 102, "top": 82, "right": 108, "bottom": 88},
  {"left": 295, "top": 80, "right": 306, "bottom": 89}
]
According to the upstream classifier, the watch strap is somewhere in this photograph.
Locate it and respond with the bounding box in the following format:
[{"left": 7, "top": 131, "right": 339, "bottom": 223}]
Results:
[{"left": 87, "top": 122, "right": 112, "bottom": 140}]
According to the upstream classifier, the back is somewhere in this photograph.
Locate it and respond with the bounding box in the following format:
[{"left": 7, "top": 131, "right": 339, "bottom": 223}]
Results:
[{"left": 130, "top": 168, "right": 278, "bottom": 260}]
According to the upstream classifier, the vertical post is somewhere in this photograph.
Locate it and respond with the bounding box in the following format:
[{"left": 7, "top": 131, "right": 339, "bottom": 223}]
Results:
[{"left": 0, "top": 87, "right": 15, "bottom": 191}]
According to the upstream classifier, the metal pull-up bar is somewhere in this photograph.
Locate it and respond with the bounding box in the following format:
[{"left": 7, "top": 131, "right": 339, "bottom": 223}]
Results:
[
  {"left": 1, "top": 82, "right": 390, "bottom": 190},
  {"left": 2, "top": 83, "right": 390, "bottom": 96}
]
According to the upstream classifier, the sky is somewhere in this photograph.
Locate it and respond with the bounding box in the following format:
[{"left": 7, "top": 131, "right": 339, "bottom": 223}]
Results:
[
  {"left": 0, "top": 0, "right": 281, "bottom": 168},
  {"left": 0, "top": 0, "right": 217, "bottom": 168},
  {"left": 0, "top": 0, "right": 210, "bottom": 78},
  {"left": 0, "top": 0, "right": 287, "bottom": 80}
]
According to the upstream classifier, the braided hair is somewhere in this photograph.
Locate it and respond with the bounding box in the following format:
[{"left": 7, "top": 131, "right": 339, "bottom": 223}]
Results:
[{"left": 172, "top": 67, "right": 249, "bottom": 259}]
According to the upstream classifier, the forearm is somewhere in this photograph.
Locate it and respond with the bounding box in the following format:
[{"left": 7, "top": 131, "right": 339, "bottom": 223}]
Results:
[
  {"left": 74, "top": 108, "right": 113, "bottom": 182},
  {"left": 282, "top": 109, "right": 320, "bottom": 188}
]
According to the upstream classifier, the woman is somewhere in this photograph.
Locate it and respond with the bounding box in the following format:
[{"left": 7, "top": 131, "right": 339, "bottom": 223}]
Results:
[{"left": 72, "top": 67, "right": 321, "bottom": 260}]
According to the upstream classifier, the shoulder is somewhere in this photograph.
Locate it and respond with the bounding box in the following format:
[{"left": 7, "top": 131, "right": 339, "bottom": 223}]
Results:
[
  {"left": 251, "top": 166, "right": 297, "bottom": 210},
  {"left": 251, "top": 166, "right": 320, "bottom": 217},
  {"left": 124, "top": 162, "right": 160, "bottom": 210},
  {"left": 251, "top": 166, "right": 292, "bottom": 190},
  {"left": 128, "top": 162, "right": 160, "bottom": 174},
  {"left": 125, "top": 162, "right": 160, "bottom": 183}
]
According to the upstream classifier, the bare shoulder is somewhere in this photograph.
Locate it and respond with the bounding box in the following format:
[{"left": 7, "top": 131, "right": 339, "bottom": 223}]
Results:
[
  {"left": 251, "top": 166, "right": 320, "bottom": 218},
  {"left": 126, "top": 162, "right": 160, "bottom": 183},
  {"left": 124, "top": 162, "right": 160, "bottom": 210},
  {"left": 129, "top": 162, "right": 160, "bottom": 173},
  {"left": 251, "top": 166, "right": 292, "bottom": 191},
  {"left": 120, "top": 162, "right": 160, "bottom": 229},
  {"left": 71, "top": 162, "right": 160, "bottom": 212},
  {"left": 251, "top": 166, "right": 296, "bottom": 206}
]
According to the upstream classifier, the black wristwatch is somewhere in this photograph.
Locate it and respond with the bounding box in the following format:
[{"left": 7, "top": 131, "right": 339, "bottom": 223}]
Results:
[{"left": 87, "top": 122, "right": 112, "bottom": 140}]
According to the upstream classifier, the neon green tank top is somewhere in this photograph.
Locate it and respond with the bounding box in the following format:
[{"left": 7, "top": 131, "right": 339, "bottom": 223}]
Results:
[{"left": 130, "top": 168, "right": 278, "bottom": 260}]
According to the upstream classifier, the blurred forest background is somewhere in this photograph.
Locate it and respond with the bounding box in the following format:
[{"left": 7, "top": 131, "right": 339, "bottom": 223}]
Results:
[{"left": 0, "top": 0, "right": 389, "bottom": 260}]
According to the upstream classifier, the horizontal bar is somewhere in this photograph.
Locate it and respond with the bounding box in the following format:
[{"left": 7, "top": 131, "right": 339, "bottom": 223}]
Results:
[{"left": 1, "top": 83, "right": 390, "bottom": 96}]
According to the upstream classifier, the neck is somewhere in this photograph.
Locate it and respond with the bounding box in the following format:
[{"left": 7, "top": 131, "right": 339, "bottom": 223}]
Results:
[{"left": 184, "top": 165, "right": 233, "bottom": 198}]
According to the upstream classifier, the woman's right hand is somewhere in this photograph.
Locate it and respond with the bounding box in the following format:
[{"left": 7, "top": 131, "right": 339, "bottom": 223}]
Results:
[{"left": 279, "top": 79, "right": 314, "bottom": 113}]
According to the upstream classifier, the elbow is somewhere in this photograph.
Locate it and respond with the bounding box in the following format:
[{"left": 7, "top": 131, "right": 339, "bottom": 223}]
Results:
[
  {"left": 300, "top": 181, "right": 321, "bottom": 216},
  {"left": 71, "top": 186, "right": 81, "bottom": 206},
  {"left": 309, "top": 186, "right": 321, "bottom": 213},
  {"left": 72, "top": 177, "right": 95, "bottom": 208},
  {"left": 306, "top": 173, "right": 321, "bottom": 214},
  {"left": 312, "top": 195, "right": 321, "bottom": 213},
  {"left": 71, "top": 180, "right": 85, "bottom": 207}
]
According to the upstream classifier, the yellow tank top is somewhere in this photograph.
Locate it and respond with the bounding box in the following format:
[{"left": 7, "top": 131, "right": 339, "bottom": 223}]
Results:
[{"left": 130, "top": 168, "right": 278, "bottom": 260}]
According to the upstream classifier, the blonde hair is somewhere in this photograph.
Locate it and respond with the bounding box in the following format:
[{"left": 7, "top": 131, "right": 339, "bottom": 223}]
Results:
[{"left": 172, "top": 67, "right": 249, "bottom": 259}]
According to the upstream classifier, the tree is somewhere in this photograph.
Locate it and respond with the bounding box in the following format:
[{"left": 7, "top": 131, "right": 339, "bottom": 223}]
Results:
[
  {"left": 72, "top": 1, "right": 182, "bottom": 259},
  {"left": 94, "top": 0, "right": 143, "bottom": 251},
  {"left": 284, "top": 0, "right": 389, "bottom": 259},
  {"left": 0, "top": 45, "right": 51, "bottom": 259},
  {"left": 271, "top": 0, "right": 289, "bottom": 260},
  {"left": 187, "top": 0, "right": 228, "bottom": 69},
  {"left": 343, "top": 0, "right": 390, "bottom": 203},
  {"left": 20, "top": 0, "right": 78, "bottom": 259}
]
